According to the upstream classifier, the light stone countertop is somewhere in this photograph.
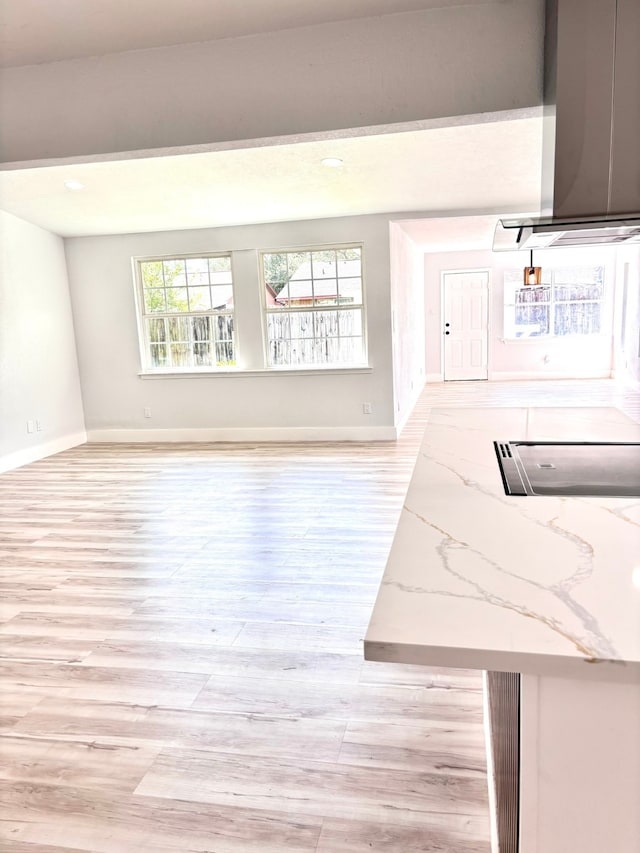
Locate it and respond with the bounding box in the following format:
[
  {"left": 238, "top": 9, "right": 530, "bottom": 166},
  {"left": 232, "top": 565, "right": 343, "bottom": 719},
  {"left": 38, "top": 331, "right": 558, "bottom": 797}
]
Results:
[{"left": 365, "top": 407, "right": 640, "bottom": 682}]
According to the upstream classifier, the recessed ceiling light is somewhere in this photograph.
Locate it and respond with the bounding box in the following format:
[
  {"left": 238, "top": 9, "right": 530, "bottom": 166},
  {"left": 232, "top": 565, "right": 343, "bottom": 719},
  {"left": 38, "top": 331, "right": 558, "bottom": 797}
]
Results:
[
  {"left": 321, "top": 158, "right": 343, "bottom": 168},
  {"left": 64, "top": 179, "right": 85, "bottom": 191}
]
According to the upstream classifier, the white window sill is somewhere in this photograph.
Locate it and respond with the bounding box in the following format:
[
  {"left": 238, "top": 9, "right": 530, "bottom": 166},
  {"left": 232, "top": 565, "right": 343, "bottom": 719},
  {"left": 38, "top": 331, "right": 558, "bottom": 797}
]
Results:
[
  {"left": 499, "top": 334, "right": 608, "bottom": 343},
  {"left": 499, "top": 337, "right": 551, "bottom": 343},
  {"left": 138, "top": 365, "right": 373, "bottom": 379}
]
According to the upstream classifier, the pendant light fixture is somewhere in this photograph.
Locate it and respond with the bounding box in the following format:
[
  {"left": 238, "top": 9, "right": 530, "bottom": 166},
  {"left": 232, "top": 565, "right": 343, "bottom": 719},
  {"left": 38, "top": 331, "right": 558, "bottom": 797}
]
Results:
[{"left": 524, "top": 250, "right": 542, "bottom": 286}]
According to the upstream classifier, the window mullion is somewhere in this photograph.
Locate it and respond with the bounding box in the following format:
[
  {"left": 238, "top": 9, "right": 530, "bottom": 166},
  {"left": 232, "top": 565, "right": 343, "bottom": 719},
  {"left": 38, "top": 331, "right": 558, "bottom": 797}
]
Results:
[{"left": 232, "top": 248, "right": 267, "bottom": 370}]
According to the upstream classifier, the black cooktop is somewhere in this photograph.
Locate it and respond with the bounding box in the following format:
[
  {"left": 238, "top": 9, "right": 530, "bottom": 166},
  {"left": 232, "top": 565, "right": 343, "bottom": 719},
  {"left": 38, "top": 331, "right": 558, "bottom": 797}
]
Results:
[{"left": 494, "top": 441, "right": 640, "bottom": 497}]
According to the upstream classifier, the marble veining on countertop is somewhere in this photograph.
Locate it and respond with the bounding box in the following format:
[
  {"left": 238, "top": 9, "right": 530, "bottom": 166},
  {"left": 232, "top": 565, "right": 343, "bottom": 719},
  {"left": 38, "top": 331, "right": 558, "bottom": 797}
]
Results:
[{"left": 365, "top": 407, "right": 640, "bottom": 681}]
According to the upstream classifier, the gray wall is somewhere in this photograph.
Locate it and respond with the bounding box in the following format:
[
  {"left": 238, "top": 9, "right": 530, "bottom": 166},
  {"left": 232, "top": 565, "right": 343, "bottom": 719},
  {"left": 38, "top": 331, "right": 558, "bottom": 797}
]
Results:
[
  {"left": 64, "top": 214, "right": 397, "bottom": 440},
  {"left": 0, "top": 2, "right": 544, "bottom": 164},
  {"left": 0, "top": 211, "right": 85, "bottom": 470}
]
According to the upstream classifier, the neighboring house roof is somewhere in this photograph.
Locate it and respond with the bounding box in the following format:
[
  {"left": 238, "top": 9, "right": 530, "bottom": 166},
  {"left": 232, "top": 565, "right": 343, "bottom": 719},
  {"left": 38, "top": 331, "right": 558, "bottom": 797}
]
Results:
[
  {"left": 280, "top": 259, "right": 361, "bottom": 304},
  {"left": 290, "top": 259, "right": 360, "bottom": 280},
  {"left": 205, "top": 272, "right": 294, "bottom": 310},
  {"left": 265, "top": 284, "right": 278, "bottom": 306},
  {"left": 209, "top": 284, "right": 234, "bottom": 310}
]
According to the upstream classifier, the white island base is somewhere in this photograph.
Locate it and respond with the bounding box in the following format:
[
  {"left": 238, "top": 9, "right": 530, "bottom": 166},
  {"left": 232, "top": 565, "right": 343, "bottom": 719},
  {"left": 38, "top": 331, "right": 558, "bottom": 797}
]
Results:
[
  {"left": 519, "top": 675, "right": 640, "bottom": 853},
  {"left": 365, "top": 407, "right": 640, "bottom": 853}
]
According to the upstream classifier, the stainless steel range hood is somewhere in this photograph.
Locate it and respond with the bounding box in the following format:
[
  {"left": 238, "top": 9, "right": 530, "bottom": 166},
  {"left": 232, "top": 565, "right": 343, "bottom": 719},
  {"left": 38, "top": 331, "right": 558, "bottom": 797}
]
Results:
[
  {"left": 494, "top": 214, "right": 640, "bottom": 251},
  {"left": 494, "top": 0, "right": 640, "bottom": 251}
]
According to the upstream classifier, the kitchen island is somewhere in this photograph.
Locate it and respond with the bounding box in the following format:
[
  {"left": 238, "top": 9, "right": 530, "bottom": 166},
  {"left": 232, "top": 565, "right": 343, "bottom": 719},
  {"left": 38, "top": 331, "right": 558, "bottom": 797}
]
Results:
[{"left": 365, "top": 407, "right": 640, "bottom": 853}]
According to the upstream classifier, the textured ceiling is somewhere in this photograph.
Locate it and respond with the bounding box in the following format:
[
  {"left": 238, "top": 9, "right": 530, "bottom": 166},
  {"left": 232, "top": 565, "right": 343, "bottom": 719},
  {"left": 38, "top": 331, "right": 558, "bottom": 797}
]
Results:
[{"left": 0, "top": 116, "right": 542, "bottom": 238}]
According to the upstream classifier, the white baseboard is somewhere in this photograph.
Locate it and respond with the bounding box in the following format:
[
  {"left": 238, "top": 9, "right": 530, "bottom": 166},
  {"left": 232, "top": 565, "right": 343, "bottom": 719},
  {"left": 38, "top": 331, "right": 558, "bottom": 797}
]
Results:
[
  {"left": 0, "top": 431, "right": 87, "bottom": 474},
  {"left": 87, "top": 425, "right": 398, "bottom": 443},
  {"left": 426, "top": 373, "right": 444, "bottom": 383},
  {"left": 489, "top": 370, "right": 613, "bottom": 381}
]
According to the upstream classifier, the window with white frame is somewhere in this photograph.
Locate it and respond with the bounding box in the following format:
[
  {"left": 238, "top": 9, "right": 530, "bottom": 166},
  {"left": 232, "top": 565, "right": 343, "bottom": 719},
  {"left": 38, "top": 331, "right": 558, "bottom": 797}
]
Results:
[
  {"left": 135, "top": 255, "right": 235, "bottom": 369},
  {"left": 261, "top": 245, "right": 366, "bottom": 367},
  {"left": 504, "top": 266, "right": 605, "bottom": 339}
]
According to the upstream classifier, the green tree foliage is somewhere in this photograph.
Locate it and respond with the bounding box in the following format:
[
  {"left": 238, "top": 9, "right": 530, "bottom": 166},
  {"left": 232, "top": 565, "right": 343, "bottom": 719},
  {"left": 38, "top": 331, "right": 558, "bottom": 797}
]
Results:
[
  {"left": 208, "top": 256, "right": 231, "bottom": 273},
  {"left": 262, "top": 253, "right": 290, "bottom": 295},
  {"left": 141, "top": 260, "right": 189, "bottom": 313}
]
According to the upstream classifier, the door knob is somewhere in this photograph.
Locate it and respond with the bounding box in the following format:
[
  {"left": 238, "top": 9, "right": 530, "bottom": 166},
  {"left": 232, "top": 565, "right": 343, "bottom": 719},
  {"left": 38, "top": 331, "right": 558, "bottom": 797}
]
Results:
[
  {"left": 445, "top": 322, "right": 450, "bottom": 327},
  {"left": 445, "top": 331, "right": 450, "bottom": 335}
]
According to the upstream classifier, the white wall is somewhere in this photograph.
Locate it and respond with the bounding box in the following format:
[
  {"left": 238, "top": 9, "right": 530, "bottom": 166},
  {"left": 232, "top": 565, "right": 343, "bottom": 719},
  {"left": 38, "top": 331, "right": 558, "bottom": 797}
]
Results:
[
  {"left": 0, "top": 211, "right": 86, "bottom": 471},
  {"left": 0, "top": 2, "right": 544, "bottom": 164},
  {"left": 64, "top": 215, "right": 396, "bottom": 441},
  {"left": 425, "top": 246, "right": 618, "bottom": 381},
  {"left": 390, "top": 223, "right": 425, "bottom": 427},
  {"left": 613, "top": 245, "right": 640, "bottom": 384}
]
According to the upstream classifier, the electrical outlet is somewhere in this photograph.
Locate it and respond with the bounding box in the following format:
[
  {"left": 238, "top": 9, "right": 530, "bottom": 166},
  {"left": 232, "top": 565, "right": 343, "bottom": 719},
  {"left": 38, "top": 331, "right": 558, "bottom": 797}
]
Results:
[
  {"left": 144, "top": 407, "right": 152, "bottom": 418},
  {"left": 26, "top": 420, "right": 34, "bottom": 434},
  {"left": 362, "top": 402, "right": 372, "bottom": 414},
  {"left": 35, "top": 419, "right": 43, "bottom": 432}
]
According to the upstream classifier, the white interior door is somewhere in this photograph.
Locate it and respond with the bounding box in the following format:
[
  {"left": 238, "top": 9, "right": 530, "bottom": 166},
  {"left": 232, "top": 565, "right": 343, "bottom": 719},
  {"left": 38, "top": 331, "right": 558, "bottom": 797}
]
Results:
[{"left": 442, "top": 270, "right": 489, "bottom": 381}]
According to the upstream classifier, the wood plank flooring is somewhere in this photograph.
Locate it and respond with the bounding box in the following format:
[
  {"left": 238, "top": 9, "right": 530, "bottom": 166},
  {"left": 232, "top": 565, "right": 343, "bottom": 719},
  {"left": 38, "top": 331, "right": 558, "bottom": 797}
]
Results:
[{"left": 2, "top": 378, "right": 638, "bottom": 852}]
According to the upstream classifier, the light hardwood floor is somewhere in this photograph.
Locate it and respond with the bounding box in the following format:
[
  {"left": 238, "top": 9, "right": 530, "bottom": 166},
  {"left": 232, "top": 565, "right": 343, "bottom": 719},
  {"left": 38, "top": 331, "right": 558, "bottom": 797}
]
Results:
[{"left": 1, "top": 379, "right": 638, "bottom": 852}]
